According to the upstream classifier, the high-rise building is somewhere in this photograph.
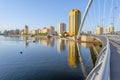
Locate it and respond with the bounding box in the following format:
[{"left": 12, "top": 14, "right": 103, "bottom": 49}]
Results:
[
  {"left": 58, "top": 23, "right": 66, "bottom": 35},
  {"left": 96, "top": 26, "right": 103, "bottom": 35},
  {"left": 69, "top": 9, "right": 81, "bottom": 36},
  {"left": 24, "top": 25, "right": 29, "bottom": 35}
]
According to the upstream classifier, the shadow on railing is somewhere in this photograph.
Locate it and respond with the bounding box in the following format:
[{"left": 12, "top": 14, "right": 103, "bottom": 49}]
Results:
[{"left": 86, "top": 36, "right": 110, "bottom": 80}]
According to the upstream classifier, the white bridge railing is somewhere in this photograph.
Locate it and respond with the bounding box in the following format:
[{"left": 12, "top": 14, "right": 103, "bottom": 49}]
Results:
[{"left": 86, "top": 36, "right": 110, "bottom": 80}]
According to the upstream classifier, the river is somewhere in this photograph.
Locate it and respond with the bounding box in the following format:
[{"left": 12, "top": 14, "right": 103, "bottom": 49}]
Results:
[{"left": 0, "top": 36, "right": 102, "bottom": 80}]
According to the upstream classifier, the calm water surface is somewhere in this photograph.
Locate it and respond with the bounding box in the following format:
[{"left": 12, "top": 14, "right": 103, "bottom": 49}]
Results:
[{"left": 0, "top": 36, "right": 102, "bottom": 80}]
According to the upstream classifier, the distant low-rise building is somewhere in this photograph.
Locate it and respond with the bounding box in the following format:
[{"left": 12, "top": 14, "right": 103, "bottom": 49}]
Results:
[
  {"left": 86, "top": 31, "right": 92, "bottom": 35},
  {"left": 40, "top": 27, "right": 49, "bottom": 34},
  {"left": 48, "top": 26, "right": 54, "bottom": 35},
  {"left": 30, "top": 30, "right": 38, "bottom": 35},
  {"left": 54, "top": 31, "right": 57, "bottom": 36},
  {"left": 20, "top": 29, "right": 24, "bottom": 35},
  {"left": 38, "top": 26, "right": 55, "bottom": 35},
  {"left": 15, "top": 29, "right": 20, "bottom": 35},
  {"left": 115, "top": 31, "right": 120, "bottom": 35},
  {"left": 106, "top": 25, "right": 114, "bottom": 35},
  {"left": 38, "top": 29, "right": 41, "bottom": 34},
  {"left": 96, "top": 26, "right": 103, "bottom": 35},
  {"left": 3, "top": 29, "right": 20, "bottom": 35}
]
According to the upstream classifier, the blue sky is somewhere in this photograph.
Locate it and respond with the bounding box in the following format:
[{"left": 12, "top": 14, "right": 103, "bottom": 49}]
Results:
[{"left": 0, "top": 0, "right": 120, "bottom": 32}]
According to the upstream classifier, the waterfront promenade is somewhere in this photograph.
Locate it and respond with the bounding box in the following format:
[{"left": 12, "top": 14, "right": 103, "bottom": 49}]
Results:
[
  {"left": 96, "top": 35, "right": 120, "bottom": 80},
  {"left": 86, "top": 35, "right": 120, "bottom": 80},
  {"left": 109, "top": 36, "right": 120, "bottom": 80}
]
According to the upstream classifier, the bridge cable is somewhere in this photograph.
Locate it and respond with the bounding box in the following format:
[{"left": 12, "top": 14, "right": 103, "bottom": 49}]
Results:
[
  {"left": 103, "top": 0, "right": 107, "bottom": 27},
  {"left": 109, "top": 0, "right": 114, "bottom": 25},
  {"left": 115, "top": 0, "right": 120, "bottom": 28}
]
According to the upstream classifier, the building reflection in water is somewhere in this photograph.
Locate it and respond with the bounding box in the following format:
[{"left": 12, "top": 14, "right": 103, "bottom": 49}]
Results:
[
  {"left": 23, "top": 37, "right": 54, "bottom": 47},
  {"left": 38, "top": 37, "right": 54, "bottom": 47},
  {"left": 89, "top": 42, "right": 102, "bottom": 66},
  {"left": 81, "top": 42, "right": 96, "bottom": 67},
  {"left": 80, "top": 42, "right": 102, "bottom": 67},
  {"left": 68, "top": 41, "right": 79, "bottom": 68},
  {"left": 68, "top": 41, "right": 88, "bottom": 77},
  {"left": 23, "top": 37, "right": 29, "bottom": 47},
  {"left": 68, "top": 41, "right": 102, "bottom": 78},
  {"left": 57, "top": 39, "right": 66, "bottom": 53}
]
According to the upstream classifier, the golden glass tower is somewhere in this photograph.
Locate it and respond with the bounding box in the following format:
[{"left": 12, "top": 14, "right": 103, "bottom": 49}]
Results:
[{"left": 69, "top": 9, "right": 81, "bottom": 36}]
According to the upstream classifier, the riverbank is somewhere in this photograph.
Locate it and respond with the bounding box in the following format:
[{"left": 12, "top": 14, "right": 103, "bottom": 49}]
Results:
[{"left": 1, "top": 34, "right": 102, "bottom": 43}]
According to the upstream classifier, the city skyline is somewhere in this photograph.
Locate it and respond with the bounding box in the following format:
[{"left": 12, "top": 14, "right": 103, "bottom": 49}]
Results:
[{"left": 0, "top": 0, "right": 120, "bottom": 32}]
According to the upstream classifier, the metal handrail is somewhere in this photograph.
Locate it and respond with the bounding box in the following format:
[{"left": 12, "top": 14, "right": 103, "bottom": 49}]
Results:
[
  {"left": 95, "top": 46, "right": 107, "bottom": 65},
  {"left": 86, "top": 36, "right": 110, "bottom": 80}
]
